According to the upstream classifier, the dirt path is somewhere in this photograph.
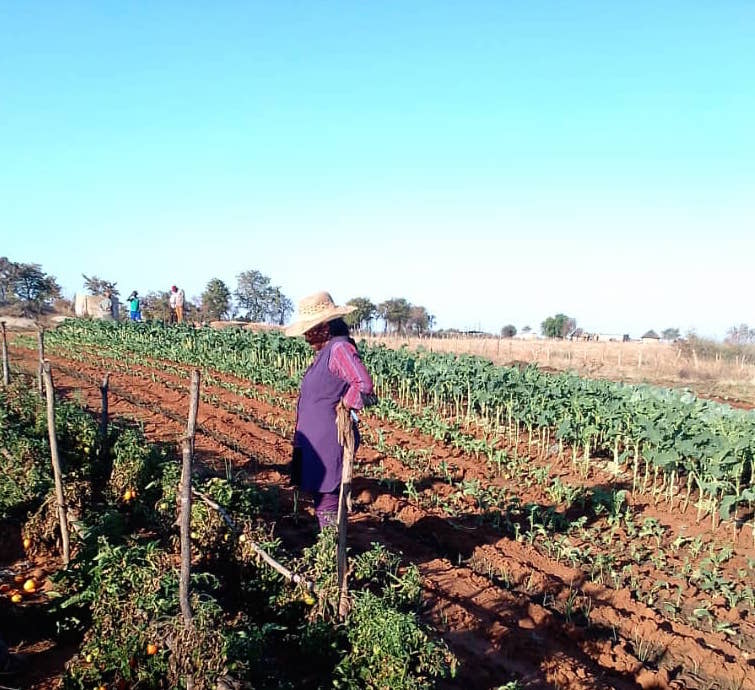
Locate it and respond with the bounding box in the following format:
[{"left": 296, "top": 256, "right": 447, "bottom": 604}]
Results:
[{"left": 9, "top": 345, "right": 755, "bottom": 690}]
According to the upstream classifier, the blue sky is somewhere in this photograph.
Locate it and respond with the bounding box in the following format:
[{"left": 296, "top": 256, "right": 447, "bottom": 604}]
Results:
[{"left": 1, "top": 2, "right": 753, "bottom": 338}]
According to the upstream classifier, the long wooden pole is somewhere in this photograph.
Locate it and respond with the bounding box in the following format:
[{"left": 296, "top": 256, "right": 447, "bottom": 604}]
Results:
[
  {"left": 99, "top": 373, "right": 110, "bottom": 461},
  {"left": 37, "top": 327, "right": 45, "bottom": 396},
  {"left": 178, "top": 369, "right": 200, "bottom": 627},
  {"left": 336, "top": 403, "right": 355, "bottom": 619},
  {"left": 1, "top": 321, "right": 9, "bottom": 386},
  {"left": 42, "top": 362, "right": 70, "bottom": 566}
]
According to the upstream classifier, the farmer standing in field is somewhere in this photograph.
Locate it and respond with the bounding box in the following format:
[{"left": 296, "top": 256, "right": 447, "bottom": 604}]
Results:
[
  {"left": 286, "top": 292, "right": 377, "bottom": 528},
  {"left": 170, "top": 285, "right": 185, "bottom": 324},
  {"left": 127, "top": 291, "right": 140, "bottom": 321}
]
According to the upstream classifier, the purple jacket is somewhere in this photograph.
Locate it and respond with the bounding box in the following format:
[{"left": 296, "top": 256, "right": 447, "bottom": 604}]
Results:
[{"left": 294, "top": 336, "right": 361, "bottom": 493}]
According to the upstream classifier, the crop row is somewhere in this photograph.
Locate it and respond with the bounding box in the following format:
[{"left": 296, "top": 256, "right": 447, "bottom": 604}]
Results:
[{"left": 37, "top": 320, "right": 755, "bottom": 536}]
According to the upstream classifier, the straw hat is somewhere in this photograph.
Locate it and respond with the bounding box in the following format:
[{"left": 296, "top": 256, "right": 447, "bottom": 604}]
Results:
[{"left": 285, "top": 291, "right": 355, "bottom": 337}]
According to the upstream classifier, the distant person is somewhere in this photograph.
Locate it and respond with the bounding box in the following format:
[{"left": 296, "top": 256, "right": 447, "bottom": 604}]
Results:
[
  {"left": 98, "top": 289, "right": 114, "bottom": 321},
  {"left": 127, "top": 291, "right": 141, "bottom": 322},
  {"left": 170, "top": 285, "right": 185, "bottom": 324},
  {"left": 168, "top": 287, "right": 177, "bottom": 323}
]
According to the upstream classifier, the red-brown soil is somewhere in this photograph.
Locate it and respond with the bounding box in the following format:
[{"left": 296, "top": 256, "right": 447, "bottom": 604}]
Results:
[{"left": 8, "top": 344, "right": 755, "bottom": 690}]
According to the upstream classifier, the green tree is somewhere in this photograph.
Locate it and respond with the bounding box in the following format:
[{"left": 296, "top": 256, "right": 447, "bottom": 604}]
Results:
[
  {"left": 378, "top": 298, "right": 412, "bottom": 334},
  {"left": 13, "top": 263, "right": 61, "bottom": 315},
  {"left": 82, "top": 273, "right": 119, "bottom": 297},
  {"left": 141, "top": 291, "right": 172, "bottom": 322},
  {"left": 266, "top": 286, "right": 293, "bottom": 325},
  {"left": 541, "top": 314, "right": 575, "bottom": 339},
  {"left": 407, "top": 306, "right": 434, "bottom": 335},
  {"left": 201, "top": 278, "right": 232, "bottom": 321},
  {"left": 0, "top": 257, "right": 18, "bottom": 305},
  {"left": 500, "top": 324, "right": 517, "bottom": 338},
  {"left": 235, "top": 270, "right": 293, "bottom": 324},
  {"left": 235, "top": 270, "right": 272, "bottom": 321},
  {"left": 346, "top": 297, "right": 377, "bottom": 332},
  {"left": 661, "top": 327, "right": 680, "bottom": 341}
]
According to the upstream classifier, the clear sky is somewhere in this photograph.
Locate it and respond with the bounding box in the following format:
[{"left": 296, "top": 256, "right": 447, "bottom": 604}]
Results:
[{"left": 1, "top": 2, "right": 753, "bottom": 339}]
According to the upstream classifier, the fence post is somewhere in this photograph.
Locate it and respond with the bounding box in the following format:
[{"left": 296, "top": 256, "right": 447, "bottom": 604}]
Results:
[
  {"left": 336, "top": 404, "right": 355, "bottom": 619},
  {"left": 179, "top": 369, "right": 200, "bottom": 627},
  {"left": 37, "top": 327, "right": 45, "bottom": 396},
  {"left": 1, "top": 321, "right": 9, "bottom": 386},
  {"left": 98, "top": 373, "right": 111, "bottom": 489},
  {"left": 42, "top": 361, "right": 70, "bottom": 566}
]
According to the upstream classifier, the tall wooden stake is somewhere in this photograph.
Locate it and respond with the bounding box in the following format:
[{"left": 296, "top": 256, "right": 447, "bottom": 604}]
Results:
[
  {"left": 96, "top": 373, "right": 111, "bottom": 495},
  {"left": 42, "top": 361, "right": 70, "bottom": 566},
  {"left": 37, "top": 327, "right": 45, "bottom": 396},
  {"left": 179, "top": 370, "right": 200, "bottom": 627},
  {"left": 99, "top": 373, "right": 110, "bottom": 459},
  {"left": 336, "top": 403, "right": 355, "bottom": 619},
  {"left": 1, "top": 321, "right": 9, "bottom": 386}
]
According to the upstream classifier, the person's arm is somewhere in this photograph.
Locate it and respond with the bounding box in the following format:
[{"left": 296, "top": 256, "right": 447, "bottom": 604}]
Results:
[{"left": 328, "top": 340, "right": 374, "bottom": 410}]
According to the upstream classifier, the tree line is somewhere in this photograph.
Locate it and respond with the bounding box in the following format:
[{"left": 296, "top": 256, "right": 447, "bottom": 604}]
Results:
[{"left": 3, "top": 256, "right": 726, "bottom": 343}]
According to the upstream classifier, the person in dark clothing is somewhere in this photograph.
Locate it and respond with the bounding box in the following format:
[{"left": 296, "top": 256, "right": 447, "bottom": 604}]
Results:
[{"left": 285, "top": 292, "right": 376, "bottom": 528}]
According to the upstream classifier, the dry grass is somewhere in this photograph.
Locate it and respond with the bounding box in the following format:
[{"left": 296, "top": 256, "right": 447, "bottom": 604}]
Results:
[{"left": 363, "top": 334, "right": 755, "bottom": 407}]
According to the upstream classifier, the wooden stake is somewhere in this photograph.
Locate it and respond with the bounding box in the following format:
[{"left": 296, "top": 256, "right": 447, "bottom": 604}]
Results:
[
  {"left": 336, "top": 403, "right": 356, "bottom": 619},
  {"left": 1, "top": 321, "right": 9, "bottom": 386},
  {"left": 42, "top": 361, "right": 70, "bottom": 566},
  {"left": 179, "top": 369, "right": 200, "bottom": 627},
  {"left": 99, "top": 373, "right": 110, "bottom": 459},
  {"left": 187, "top": 369, "right": 200, "bottom": 452},
  {"left": 179, "top": 436, "right": 194, "bottom": 625},
  {"left": 37, "top": 327, "right": 45, "bottom": 396},
  {"left": 96, "top": 373, "right": 111, "bottom": 496}
]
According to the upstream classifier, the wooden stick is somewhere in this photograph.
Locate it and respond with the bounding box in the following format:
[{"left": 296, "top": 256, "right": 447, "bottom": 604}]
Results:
[
  {"left": 192, "top": 488, "right": 314, "bottom": 591},
  {"left": 42, "top": 361, "right": 70, "bottom": 566},
  {"left": 36, "top": 327, "right": 45, "bottom": 396},
  {"left": 1, "top": 321, "right": 9, "bottom": 386},
  {"left": 336, "top": 403, "right": 355, "bottom": 619},
  {"left": 187, "top": 369, "right": 200, "bottom": 450},
  {"left": 178, "top": 370, "right": 200, "bottom": 627},
  {"left": 99, "top": 373, "right": 110, "bottom": 461},
  {"left": 179, "top": 436, "right": 194, "bottom": 625}
]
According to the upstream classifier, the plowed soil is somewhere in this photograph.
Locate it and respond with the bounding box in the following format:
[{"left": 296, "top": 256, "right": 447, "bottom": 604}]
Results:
[{"left": 8, "top": 344, "right": 755, "bottom": 690}]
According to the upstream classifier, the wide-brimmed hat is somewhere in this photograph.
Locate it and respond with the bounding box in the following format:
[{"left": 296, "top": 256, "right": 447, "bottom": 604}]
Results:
[{"left": 285, "top": 291, "right": 355, "bottom": 337}]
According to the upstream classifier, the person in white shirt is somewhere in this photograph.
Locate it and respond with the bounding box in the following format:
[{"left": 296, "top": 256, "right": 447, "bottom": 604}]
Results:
[{"left": 170, "top": 285, "right": 185, "bottom": 323}]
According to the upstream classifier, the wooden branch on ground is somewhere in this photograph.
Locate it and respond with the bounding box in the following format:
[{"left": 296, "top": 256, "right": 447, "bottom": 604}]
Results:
[{"left": 192, "top": 488, "right": 314, "bottom": 592}]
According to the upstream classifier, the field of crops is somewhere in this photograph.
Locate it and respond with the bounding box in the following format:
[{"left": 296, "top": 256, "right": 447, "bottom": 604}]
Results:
[{"left": 2, "top": 320, "right": 754, "bottom": 690}]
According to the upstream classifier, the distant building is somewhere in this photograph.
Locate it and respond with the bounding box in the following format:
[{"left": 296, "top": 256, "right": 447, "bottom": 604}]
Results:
[
  {"left": 596, "top": 333, "right": 630, "bottom": 342},
  {"left": 567, "top": 329, "right": 629, "bottom": 342},
  {"left": 74, "top": 293, "right": 120, "bottom": 321},
  {"left": 513, "top": 331, "right": 541, "bottom": 340},
  {"left": 641, "top": 330, "right": 661, "bottom": 344}
]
